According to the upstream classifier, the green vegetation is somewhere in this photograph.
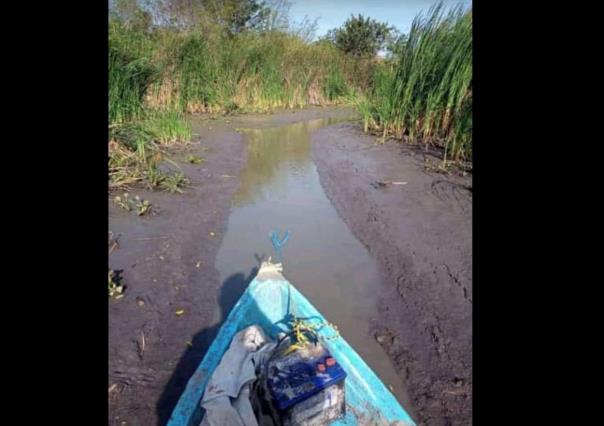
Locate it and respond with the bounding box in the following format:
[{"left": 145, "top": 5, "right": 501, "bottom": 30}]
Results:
[
  {"left": 109, "top": 0, "right": 363, "bottom": 190},
  {"left": 186, "top": 154, "right": 204, "bottom": 164},
  {"left": 358, "top": 3, "right": 472, "bottom": 164},
  {"left": 326, "top": 14, "right": 396, "bottom": 58},
  {"left": 109, "top": 0, "right": 472, "bottom": 185},
  {"left": 113, "top": 193, "right": 154, "bottom": 215},
  {"left": 154, "top": 170, "right": 190, "bottom": 193}
]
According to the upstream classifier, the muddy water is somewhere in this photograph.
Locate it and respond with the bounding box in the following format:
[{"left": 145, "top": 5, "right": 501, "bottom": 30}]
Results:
[{"left": 215, "top": 117, "right": 413, "bottom": 409}]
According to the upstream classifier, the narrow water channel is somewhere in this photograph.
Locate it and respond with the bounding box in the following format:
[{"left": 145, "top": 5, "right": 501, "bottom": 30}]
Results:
[{"left": 215, "top": 117, "right": 412, "bottom": 409}]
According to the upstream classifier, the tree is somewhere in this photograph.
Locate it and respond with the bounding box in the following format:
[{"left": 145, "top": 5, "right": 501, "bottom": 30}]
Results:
[
  {"left": 149, "top": 0, "right": 270, "bottom": 33},
  {"left": 136, "top": 0, "right": 269, "bottom": 34},
  {"left": 327, "top": 14, "right": 394, "bottom": 58},
  {"left": 110, "top": 0, "right": 153, "bottom": 31},
  {"left": 212, "top": 0, "right": 270, "bottom": 34},
  {"left": 254, "top": 0, "right": 319, "bottom": 42}
]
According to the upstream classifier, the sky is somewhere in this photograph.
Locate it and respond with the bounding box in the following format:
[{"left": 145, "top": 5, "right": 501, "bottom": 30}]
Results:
[{"left": 288, "top": 0, "right": 472, "bottom": 38}]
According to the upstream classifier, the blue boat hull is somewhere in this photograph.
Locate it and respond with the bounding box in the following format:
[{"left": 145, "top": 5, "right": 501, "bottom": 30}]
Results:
[{"left": 168, "top": 270, "right": 416, "bottom": 426}]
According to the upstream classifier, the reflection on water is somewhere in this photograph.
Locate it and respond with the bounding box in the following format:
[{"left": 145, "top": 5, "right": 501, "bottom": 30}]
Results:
[
  {"left": 215, "top": 117, "right": 413, "bottom": 409},
  {"left": 233, "top": 118, "right": 337, "bottom": 206}
]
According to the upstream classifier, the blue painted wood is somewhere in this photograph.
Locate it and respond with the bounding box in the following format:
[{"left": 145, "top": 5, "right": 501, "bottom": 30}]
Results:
[{"left": 167, "top": 274, "right": 416, "bottom": 426}]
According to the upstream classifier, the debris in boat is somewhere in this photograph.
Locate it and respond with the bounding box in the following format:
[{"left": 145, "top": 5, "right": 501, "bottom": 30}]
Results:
[{"left": 200, "top": 325, "right": 276, "bottom": 426}]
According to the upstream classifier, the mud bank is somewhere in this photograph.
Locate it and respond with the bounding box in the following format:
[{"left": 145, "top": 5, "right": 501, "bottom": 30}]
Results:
[
  {"left": 108, "top": 107, "right": 354, "bottom": 426},
  {"left": 311, "top": 123, "right": 472, "bottom": 426}
]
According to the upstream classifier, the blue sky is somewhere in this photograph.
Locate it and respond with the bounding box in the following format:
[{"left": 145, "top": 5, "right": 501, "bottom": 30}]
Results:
[{"left": 288, "top": 0, "right": 472, "bottom": 38}]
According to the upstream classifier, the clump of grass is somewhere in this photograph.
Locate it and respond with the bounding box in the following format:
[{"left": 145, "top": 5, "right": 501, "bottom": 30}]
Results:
[
  {"left": 145, "top": 165, "right": 190, "bottom": 193},
  {"left": 158, "top": 171, "right": 190, "bottom": 193},
  {"left": 361, "top": 2, "right": 472, "bottom": 164},
  {"left": 109, "top": 110, "right": 192, "bottom": 191},
  {"left": 109, "top": 140, "right": 145, "bottom": 189},
  {"left": 111, "top": 110, "right": 191, "bottom": 149},
  {"left": 143, "top": 110, "right": 192, "bottom": 145}
]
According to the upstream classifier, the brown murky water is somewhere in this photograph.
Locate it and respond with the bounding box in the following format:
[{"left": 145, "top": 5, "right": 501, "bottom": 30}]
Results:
[{"left": 215, "top": 117, "right": 413, "bottom": 409}]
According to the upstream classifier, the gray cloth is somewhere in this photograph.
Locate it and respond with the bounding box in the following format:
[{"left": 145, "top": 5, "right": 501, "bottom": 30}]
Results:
[{"left": 200, "top": 325, "right": 276, "bottom": 426}]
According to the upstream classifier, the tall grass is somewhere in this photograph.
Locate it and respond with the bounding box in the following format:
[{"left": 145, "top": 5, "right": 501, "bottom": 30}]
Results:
[
  {"left": 109, "top": 2, "right": 473, "bottom": 191},
  {"left": 109, "top": 109, "right": 192, "bottom": 190},
  {"left": 108, "top": 18, "right": 363, "bottom": 190},
  {"left": 109, "top": 21, "right": 158, "bottom": 123},
  {"left": 360, "top": 3, "right": 472, "bottom": 164},
  {"left": 154, "top": 30, "right": 358, "bottom": 113}
]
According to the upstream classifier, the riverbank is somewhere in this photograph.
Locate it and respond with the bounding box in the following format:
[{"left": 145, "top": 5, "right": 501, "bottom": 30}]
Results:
[{"left": 312, "top": 122, "right": 472, "bottom": 425}]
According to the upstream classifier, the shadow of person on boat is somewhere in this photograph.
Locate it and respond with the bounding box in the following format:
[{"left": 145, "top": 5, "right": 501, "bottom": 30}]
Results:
[{"left": 155, "top": 265, "right": 259, "bottom": 426}]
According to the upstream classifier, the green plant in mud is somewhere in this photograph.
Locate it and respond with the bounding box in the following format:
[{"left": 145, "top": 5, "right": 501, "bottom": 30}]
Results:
[
  {"left": 143, "top": 110, "right": 192, "bottom": 145},
  {"left": 113, "top": 193, "right": 153, "bottom": 216},
  {"left": 360, "top": 2, "right": 472, "bottom": 164},
  {"left": 186, "top": 155, "right": 204, "bottom": 164},
  {"left": 159, "top": 171, "right": 190, "bottom": 194},
  {"left": 109, "top": 269, "right": 125, "bottom": 299},
  {"left": 109, "top": 110, "right": 192, "bottom": 191},
  {"left": 110, "top": 110, "right": 191, "bottom": 149}
]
